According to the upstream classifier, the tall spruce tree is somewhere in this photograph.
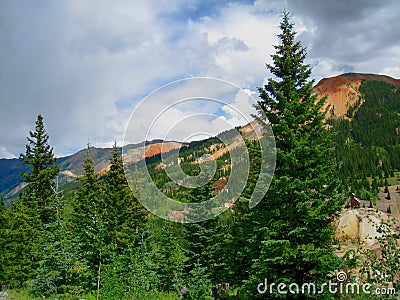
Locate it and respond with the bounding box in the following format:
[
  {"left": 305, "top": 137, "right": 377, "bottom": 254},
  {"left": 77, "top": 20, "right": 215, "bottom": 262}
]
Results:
[
  {"left": 0, "top": 196, "right": 40, "bottom": 288},
  {"left": 181, "top": 175, "right": 227, "bottom": 296},
  {"left": 32, "top": 179, "right": 89, "bottom": 297},
  {"left": 70, "top": 145, "right": 104, "bottom": 291},
  {"left": 0, "top": 114, "right": 59, "bottom": 288},
  {"left": 0, "top": 195, "right": 4, "bottom": 285},
  {"left": 102, "top": 143, "right": 147, "bottom": 253},
  {"left": 0, "top": 194, "right": 5, "bottom": 228},
  {"left": 246, "top": 12, "right": 343, "bottom": 298},
  {"left": 71, "top": 143, "right": 148, "bottom": 294},
  {"left": 19, "top": 114, "right": 59, "bottom": 223}
]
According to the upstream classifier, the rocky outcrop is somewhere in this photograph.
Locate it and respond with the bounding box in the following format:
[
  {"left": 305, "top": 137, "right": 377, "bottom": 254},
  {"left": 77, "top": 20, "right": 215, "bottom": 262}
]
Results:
[
  {"left": 359, "top": 214, "right": 385, "bottom": 246},
  {"left": 336, "top": 208, "right": 390, "bottom": 246},
  {"left": 337, "top": 210, "right": 359, "bottom": 241},
  {"left": 313, "top": 73, "right": 400, "bottom": 117},
  {"left": 143, "top": 141, "right": 183, "bottom": 159},
  {"left": 314, "top": 76, "right": 362, "bottom": 116}
]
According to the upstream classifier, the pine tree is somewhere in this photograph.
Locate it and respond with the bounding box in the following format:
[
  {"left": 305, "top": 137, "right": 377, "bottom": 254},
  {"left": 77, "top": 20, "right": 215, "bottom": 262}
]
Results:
[
  {"left": 70, "top": 145, "right": 104, "bottom": 291},
  {"left": 183, "top": 181, "right": 215, "bottom": 267},
  {"left": 32, "top": 179, "right": 89, "bottom": 296},
  {"left": 19, "top": 114, "right": 59, "bottom": 224},
  {"left": 145, "top": 218, "right": 186, "bottom": 293},
  {"left": 0, "top": 196, "right": 41, "bottom": 288},
  {"left": 95, "top": 143, "right": 149, "bottom": 297},
  {"left": 102, "top": 143, "right": 147, "bottom": 254},
  {"left": 0, "top": 114, "right": 59, "bottom": 289},
  {"left": 71, "top": 144, "right": 148, "bottom": 295},
  {"left": 182, "top": 173, "right": 225, "bottom": 294},
  {"left": 218, "top": 140, "right": 263, "bottom": 288},
  {"left": 0, "top": 195, "right": 4, "bottom": 285},
  {"left": 0, "top": 194, "right": 5, "bottom": 227},
  {"left": 246, "top": 12, "right": 343, "bottom": 298}
]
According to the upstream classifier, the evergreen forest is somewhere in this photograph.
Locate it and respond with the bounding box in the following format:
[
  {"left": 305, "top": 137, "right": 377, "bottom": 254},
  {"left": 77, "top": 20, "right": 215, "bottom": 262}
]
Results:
[{"left": 0, "top": 13, "right": 399, "bottom": 300}]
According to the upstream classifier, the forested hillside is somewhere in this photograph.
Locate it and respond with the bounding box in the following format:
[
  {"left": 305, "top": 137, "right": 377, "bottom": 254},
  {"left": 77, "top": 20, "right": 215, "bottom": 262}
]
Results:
[
  {"left": 1, "top": 13, "right": 399, "bottom": 300},
  {"left": 328, "top": 80, "right": 400, "bottom": 198}
]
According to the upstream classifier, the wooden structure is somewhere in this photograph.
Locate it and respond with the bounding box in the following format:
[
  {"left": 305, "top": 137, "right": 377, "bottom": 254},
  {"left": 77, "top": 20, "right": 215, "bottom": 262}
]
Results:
[{"left": 345, "top": 193, "right": 361, "bottom": 209}]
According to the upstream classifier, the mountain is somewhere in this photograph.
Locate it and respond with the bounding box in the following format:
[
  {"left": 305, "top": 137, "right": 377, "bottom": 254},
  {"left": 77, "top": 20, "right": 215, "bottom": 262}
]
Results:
[
  {"left": 2, "top": 72, "right": 399, "bottom": 200},
  {"left": 0, "top": 159, "right": 29, "bottom": 199},
  {"left": 319, "top": 74, "right": 400, "bottom": 191},
  {"left": 313, "top": 73, "right": 400, "bottom": 116},
  {"left": 0, "top": 117, "right": 264, "bottom": 200},
  {"left": 0, "top": 147, "right": 111, "bottom": 201},
  {"left": 0, "top": 140, "right": 183, "bottom": 200}
]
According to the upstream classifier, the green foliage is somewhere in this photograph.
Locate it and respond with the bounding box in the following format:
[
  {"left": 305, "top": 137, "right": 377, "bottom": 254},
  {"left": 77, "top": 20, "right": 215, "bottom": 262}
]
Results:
[
  {"left": 329, "top": 80, "right": 400, "bottom": 191},
  {"left": 353, "top": 81, "right": 400, "bottom": 148},
  {"left": 102, "top": 143, "right": 147, "bottom": 251},
  {"left": 0, "top": 194, "right": 4, "bottom": 211},
  {"left": 246, "top": 12, "right": 343, "bottom": 298},
  {"left": 181, "top": 263, "right": 213, "bottom": 300},
  {"left": 70, "top": 146, "right": 104, "bottom": 291},
  {"left": 183, "top": 177, "right": 218, "bottom": 279},
  {"left": 0, "top": 114, "right": 59, "bottom": 289},
  {"left": 70, "top": 143, "right": 149, "bottom": 296},
  {"left": 99, "top": 244, "right": 159, "bottom": 299},
  {"left": 19, "top": 114, "right": 59, "bottom": 224},
  {"left": 0, "top": 196, "right": 41, "bottom": 288},
  {"left": 30, "top": 184, "right": 90, "bottom": 297},
  {"left": 147, "top": 218, "right": 186, "bottom": 292},
  {"left": 352, "top": 222, "right": 400, "bottom": 299}
]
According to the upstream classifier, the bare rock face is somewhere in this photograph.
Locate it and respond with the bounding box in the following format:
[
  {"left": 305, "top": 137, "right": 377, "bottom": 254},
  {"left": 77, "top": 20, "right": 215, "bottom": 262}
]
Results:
[
  {"left": 337, "top": 210, "right": 359, "bottom": 241},
  {"left": 313, "top": 73, "right": 400, "bottom": 117},
  {"left": 143, "top": 141, "right": 182, "bottom": 159},
  {"left": 336, "top": 208, "right": 389, "bottom": 246},
  {"left": 314, "top": 76, "right": 362, "bottom": 117},
  {"left": 359, "top": 214, "right": 385, "bottom": 246}
]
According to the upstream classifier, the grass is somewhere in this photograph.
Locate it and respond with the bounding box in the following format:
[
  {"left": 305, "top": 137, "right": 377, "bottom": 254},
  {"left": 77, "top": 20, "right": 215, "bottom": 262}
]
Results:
[{"left": 1, "top": 289, "right": 180, "bottom": 300}]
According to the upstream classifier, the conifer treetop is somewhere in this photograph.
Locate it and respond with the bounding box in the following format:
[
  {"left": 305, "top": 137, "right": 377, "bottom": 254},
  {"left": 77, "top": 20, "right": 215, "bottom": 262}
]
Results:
[
  {"left": 258, "top": 12, "right": 327, "bottom": 137},
  {"left": 20, "top": 113, "right": 58, "bottom": 183}
]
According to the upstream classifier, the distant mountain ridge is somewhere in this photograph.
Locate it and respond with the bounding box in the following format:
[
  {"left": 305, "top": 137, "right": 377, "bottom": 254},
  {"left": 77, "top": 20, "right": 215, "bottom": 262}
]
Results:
[
  {"left": 0, "top": 127, "right": 258, "bottom": 200},
  {"left": 313, "top": 72, "right": 400, "bottom": 116},
  {"left": 2, "top": 72, "right": 399, "bottom": 200},
  {"left": 0, "top": 146, "right": 113, "bottom": 200},
  {"left": 0, "top": 140, "right": 182, "bottom": 200}
]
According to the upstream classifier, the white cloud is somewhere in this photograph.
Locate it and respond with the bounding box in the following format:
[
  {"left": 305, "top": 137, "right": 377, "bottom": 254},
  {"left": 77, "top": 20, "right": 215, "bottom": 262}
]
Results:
[
  {"left": 222, "top": 88, "right": 258, "bottom": 126},
  {"left": 1, "top": 0, "right": 399, "bottom": 158},
  {"left": 291, "top": 0, "right": 400, "bottom": 80},
  {"left": 180, "top": 4, "right": 280, "bottom": 87},
  {"left": 123, "top": 78, "right": 241, "bottom": 145},
  {"left": 0, "top": 1, "right": 282, "bottom": 158},
  {"left": 381, "top": 67, "right": 400, "bottom": 79},
  {"left": 0, "top": 0, "right": 190, "bottom": 157},
  {"left": 0, "top": 147, "right": 16, "bottom": 159}
]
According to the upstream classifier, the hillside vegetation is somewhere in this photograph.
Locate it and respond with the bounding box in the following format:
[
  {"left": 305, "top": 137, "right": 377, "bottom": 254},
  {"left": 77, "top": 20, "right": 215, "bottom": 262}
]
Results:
[
  {"left": 1, "top": 14, "right": 399, "bottom": 300},
  {"left": 328, "top": 80, "right": 400, "bottom": 197}
]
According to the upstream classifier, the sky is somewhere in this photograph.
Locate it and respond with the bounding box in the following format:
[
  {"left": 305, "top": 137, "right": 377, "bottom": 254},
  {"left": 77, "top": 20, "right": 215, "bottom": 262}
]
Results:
[{"left": 1, "top": 0, "right": 399, "bottom": 158}]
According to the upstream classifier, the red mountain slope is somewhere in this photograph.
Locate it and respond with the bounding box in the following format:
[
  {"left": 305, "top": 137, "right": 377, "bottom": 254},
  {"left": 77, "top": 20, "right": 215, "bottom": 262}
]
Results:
[{"left": 313, "top": 73, "right": 400, "bottom": 116}]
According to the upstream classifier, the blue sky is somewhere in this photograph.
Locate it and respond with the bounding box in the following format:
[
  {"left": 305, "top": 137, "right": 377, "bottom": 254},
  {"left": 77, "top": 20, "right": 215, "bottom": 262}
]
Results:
[{"left": 1, "top": 0, "right": 399, "bottom": 158}]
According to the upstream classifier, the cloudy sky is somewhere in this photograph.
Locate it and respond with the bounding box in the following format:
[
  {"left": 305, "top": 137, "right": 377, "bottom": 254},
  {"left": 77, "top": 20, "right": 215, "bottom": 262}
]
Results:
[{"left": 1, "top": 0, "right": 399, "bottom": 158}]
